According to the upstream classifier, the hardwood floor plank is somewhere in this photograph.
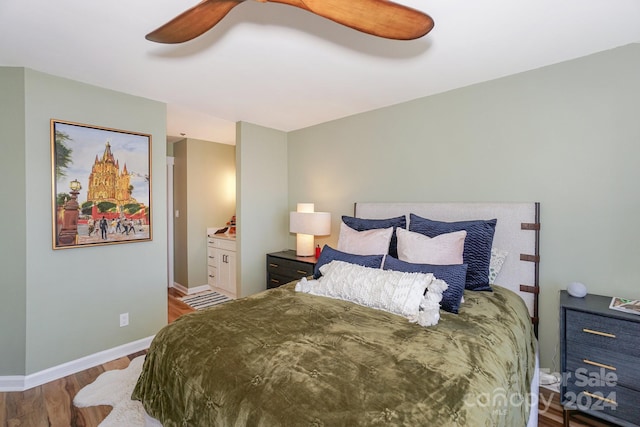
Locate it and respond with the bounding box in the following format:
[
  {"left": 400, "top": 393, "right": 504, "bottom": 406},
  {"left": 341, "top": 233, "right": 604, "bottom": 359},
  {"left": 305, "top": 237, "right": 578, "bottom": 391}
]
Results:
[
  {"left": 168, "top": 287, "right": 193, "bottom": 323},
  {"left": 42, "top": 377, "right": 74, "bottom": 427},
  {"left": 5, "top": 386, "right": 48, "bottom": 427},
  {"left": 0, "top": 391, "right": 6, "bottom": 427},
  {"left": 102, "top": 356, "right": 131, "bottom": 372},
  {"left": 537, "top": 388, "right": 618, "bottom": 427}
]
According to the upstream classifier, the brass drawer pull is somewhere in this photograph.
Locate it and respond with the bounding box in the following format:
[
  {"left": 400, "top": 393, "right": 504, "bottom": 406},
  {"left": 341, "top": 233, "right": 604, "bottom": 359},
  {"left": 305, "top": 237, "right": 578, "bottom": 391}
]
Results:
[
  {"left": 583, "top": 359, "right": 616, "bottom": 371},
  {"left": 582, "top": 328, "right": 616, "bottom": 338},
  {"left": 270, "top": 279, "right": 280, "bottom": 284},
  {"left": 296, "top": 270, "right": 308, "bottom": 275},
  {"left": 269, "top": 263, "right": 279, "bottom": 268},
  {"left": 583, "top": 391, "right": 617, "bottom": 406}
]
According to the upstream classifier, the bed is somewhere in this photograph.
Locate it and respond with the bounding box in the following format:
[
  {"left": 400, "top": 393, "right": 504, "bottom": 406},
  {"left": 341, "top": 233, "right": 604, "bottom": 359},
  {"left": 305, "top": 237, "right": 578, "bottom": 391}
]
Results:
[{"left": 133, "top": 202, "right": 541, "bottom": 426}]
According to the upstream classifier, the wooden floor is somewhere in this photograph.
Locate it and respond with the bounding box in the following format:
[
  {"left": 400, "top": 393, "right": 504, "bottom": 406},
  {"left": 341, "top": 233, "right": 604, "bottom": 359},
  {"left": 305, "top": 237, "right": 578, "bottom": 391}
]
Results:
[
  {"left": 0, "top": 292, "right": 619, "bottom": 427},
  {"left": 537, "top": 388, "right": 617, "bottom": 427}
]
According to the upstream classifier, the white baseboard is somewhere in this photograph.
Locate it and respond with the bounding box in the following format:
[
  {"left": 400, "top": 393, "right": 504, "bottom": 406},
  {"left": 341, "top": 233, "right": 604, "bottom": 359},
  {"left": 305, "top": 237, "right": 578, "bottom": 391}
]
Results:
[
  {"left": 0, "top": 375, "right": 25, "bottom": 391},
  {"left": 0, "top": 335, "right": 154, "bottom": 392},
  {"left": 172, "top": 282, "right": 211, "bottom": 295}
]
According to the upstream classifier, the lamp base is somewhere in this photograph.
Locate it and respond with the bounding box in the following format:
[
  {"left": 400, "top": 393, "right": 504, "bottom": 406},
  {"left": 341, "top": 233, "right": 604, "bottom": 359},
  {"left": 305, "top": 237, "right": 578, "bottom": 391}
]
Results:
[{"left": 296, "top": 233, "right": 314, "bottom": 257}]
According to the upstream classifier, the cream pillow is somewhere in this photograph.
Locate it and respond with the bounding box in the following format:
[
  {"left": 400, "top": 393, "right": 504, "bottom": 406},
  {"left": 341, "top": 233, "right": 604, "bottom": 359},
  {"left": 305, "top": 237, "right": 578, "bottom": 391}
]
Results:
[
  {"left": 337, "top": 222, "right": 393, "bottom": 255},
  {"left": 396, "top": 228, "right": 466, "bottom": 265}
]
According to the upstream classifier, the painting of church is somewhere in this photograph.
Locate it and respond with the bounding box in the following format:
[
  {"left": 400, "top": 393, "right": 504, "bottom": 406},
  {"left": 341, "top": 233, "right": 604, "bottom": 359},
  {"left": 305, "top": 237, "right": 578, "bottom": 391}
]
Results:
[
  {"left": 86, "top": 141, "right": 145, "bottom": 218},
  {"left": 51, "top": 120, "right": 151, "bottom": 248}
]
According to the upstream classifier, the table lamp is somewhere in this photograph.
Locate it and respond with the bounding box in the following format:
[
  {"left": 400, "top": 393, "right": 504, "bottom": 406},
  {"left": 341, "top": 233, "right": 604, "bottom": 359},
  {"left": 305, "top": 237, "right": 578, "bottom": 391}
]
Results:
[{"left": 289, "top": 203, "right": 331, "bottom": 256}]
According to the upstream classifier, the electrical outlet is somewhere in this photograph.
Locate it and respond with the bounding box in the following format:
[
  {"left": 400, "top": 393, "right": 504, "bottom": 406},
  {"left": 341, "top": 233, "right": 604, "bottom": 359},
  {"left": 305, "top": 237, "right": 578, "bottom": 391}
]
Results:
[{"left": 120, "top": 312, "right": 129, "bottom": 327}]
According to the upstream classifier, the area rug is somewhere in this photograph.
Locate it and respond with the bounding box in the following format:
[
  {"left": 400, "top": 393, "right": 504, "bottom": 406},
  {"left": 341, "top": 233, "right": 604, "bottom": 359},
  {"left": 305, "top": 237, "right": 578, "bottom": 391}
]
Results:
[
  {"left": 180, "top": 290, "right": 231, "bottom": 310},
  {"left": 73, "top": 356, "right": 146, "bottom": 427}
]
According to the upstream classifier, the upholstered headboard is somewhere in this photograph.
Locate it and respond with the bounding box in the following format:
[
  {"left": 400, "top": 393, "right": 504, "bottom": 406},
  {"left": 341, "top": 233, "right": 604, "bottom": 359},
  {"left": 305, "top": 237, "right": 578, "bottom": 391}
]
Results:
[{"left": 354, "top": 202, "right": 540, "bottom": 334}]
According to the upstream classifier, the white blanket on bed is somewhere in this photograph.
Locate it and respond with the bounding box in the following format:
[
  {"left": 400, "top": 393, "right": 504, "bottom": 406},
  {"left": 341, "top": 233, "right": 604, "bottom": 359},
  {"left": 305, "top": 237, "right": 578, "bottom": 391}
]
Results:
[{"left": 295, "top": 260, "right": 447, "bottom": 326}]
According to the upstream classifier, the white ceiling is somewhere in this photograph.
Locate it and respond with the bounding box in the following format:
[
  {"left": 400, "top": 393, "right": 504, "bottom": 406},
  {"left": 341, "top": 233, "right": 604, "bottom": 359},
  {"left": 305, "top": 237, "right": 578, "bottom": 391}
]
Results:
[{"left": 2, "top": 0, "right": 639, "bottom": 145}]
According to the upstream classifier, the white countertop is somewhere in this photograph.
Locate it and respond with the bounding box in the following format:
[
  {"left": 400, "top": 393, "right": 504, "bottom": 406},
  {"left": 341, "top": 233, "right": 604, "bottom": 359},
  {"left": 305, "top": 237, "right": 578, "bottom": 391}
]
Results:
[{"left": 207, "top": 227, "right": 236, "bottom": 240}]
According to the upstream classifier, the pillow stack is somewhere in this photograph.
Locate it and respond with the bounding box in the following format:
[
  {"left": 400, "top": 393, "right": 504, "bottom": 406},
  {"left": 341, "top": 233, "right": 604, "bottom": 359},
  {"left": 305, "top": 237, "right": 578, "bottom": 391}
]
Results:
[{"left": 308, "top": 213, "right": 503, "bottom": 316}]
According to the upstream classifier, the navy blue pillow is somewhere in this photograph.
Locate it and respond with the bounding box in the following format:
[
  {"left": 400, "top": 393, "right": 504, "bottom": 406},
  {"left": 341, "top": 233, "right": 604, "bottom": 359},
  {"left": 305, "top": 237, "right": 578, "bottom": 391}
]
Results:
[
  {"left": 383, "top": 256, "right": 468, "bottom": 314},
  {"left": 341, "top": 215, "right": 406, "bottom": 258},
  {"left": 313, "top": 245, "right": 384, "bottom": 279},
  {"left": 409, "top": 214, "right": 497, "bottom": 292}
]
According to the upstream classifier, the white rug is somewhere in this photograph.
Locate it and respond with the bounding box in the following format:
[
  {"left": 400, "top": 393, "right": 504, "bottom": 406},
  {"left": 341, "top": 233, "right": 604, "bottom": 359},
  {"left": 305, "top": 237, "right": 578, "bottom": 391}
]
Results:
[
  {"left": 73, "top": 355, "right": 146, "bottom": 427},
  {"left": 180, "top": 290, "right": 231, "bottom": 310}
]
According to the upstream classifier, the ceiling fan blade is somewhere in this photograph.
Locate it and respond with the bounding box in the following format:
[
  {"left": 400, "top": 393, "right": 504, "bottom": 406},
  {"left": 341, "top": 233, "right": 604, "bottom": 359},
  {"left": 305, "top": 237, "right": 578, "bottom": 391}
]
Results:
[
  {"left": 269, "top": 0, "right": 434, "bottom": 40},
  {"left": 146, "top": 0, "right": 245, "bottom": 43}
]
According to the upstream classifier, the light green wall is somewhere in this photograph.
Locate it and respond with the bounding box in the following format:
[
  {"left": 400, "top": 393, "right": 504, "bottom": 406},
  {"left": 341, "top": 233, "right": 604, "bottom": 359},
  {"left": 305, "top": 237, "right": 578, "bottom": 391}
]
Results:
[
  {"left": 0, "top": 68, "right": 27, "bottom": 375},
  {"left": 0, "top": 67, "right": 168, "bottom": 375},
  {"left": 236, "top": 122, "right": 289, "bottom": 297},
  {"left": 173, "top": 138, "right": 236, "bottom": 289},
  {"left": 287, "top": 43, "right": 640, "bottom": 373}
]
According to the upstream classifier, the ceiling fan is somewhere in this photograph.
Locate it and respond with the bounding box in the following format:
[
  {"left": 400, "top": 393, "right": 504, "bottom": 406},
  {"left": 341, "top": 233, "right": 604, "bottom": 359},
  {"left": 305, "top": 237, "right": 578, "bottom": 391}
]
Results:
[{"left": 146, "top": 0, "right": 434, "bottom": 43}]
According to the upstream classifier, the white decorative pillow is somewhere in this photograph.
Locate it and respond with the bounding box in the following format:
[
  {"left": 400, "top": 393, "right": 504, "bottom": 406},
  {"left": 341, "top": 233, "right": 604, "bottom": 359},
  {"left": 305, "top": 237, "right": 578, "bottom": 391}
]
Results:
[
  {"left": 396, "top": 228, "right": 466, "bottom": 265},
  {"left": 295, "top": 260, "right": 448, "bottom": 327},
  {"left": 488, "top": 248, "right": 508, "bottom": 284},
  {"left": 337, "top": 222, "right": 393, "bottom": 255}
]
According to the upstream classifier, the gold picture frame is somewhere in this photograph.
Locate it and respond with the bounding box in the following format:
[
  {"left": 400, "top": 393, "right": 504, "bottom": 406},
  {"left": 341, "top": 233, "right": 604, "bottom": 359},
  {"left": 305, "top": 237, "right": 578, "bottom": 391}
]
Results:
[{"left": 51, "top": 119, "right": 152, "bottom": 249}]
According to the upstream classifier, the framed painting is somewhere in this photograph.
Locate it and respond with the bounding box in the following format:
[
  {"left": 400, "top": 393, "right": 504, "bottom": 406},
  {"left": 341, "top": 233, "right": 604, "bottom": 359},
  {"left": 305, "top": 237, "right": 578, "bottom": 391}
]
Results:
[{"left": 51, "top": 119, "right": 152, "bottom": 249}]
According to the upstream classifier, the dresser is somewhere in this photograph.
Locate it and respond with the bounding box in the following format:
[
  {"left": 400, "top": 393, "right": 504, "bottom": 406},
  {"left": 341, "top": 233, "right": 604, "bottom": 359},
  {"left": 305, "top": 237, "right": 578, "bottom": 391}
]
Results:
[
  {"left": 266, "top": 250, "right": 317, "bottom": 289},
  {"left": 207, "top": 232, "right": 237, "bottom": 298},
  {"left": 560, "top": 291, "right": 640, "bottom": 426}
]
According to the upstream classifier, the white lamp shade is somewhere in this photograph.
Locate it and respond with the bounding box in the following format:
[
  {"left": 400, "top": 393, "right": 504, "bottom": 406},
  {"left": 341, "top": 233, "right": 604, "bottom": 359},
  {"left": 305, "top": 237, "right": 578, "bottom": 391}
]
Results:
[
  {"left": 290, "top": 207, "right": 331, "bottom": 256},
  {"left": 289, "top": 212, "right": 331, "bottom": 236}
]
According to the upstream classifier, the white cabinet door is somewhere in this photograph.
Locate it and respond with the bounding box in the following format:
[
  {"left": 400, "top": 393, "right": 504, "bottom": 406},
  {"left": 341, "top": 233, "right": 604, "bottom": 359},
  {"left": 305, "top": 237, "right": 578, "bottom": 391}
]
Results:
[{"left": 217, "top": 249, "right": 236, "bottom": 294}]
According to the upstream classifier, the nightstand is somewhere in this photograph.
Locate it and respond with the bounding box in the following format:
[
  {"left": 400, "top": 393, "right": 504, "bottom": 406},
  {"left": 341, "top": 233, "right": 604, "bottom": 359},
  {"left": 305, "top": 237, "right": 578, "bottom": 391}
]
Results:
[
  {"left": 560, "top": 290, "right": 640, "bottom": 426},
  {"left": 266, "top": 250, "right": 317, "bottom": 289}
]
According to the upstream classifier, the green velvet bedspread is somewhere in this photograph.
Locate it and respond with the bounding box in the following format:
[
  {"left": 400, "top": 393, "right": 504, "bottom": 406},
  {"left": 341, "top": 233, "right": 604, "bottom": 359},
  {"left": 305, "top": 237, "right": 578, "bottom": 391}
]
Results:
[{"left": 132, "top": 284, "right": 536, "bottom": 426}]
